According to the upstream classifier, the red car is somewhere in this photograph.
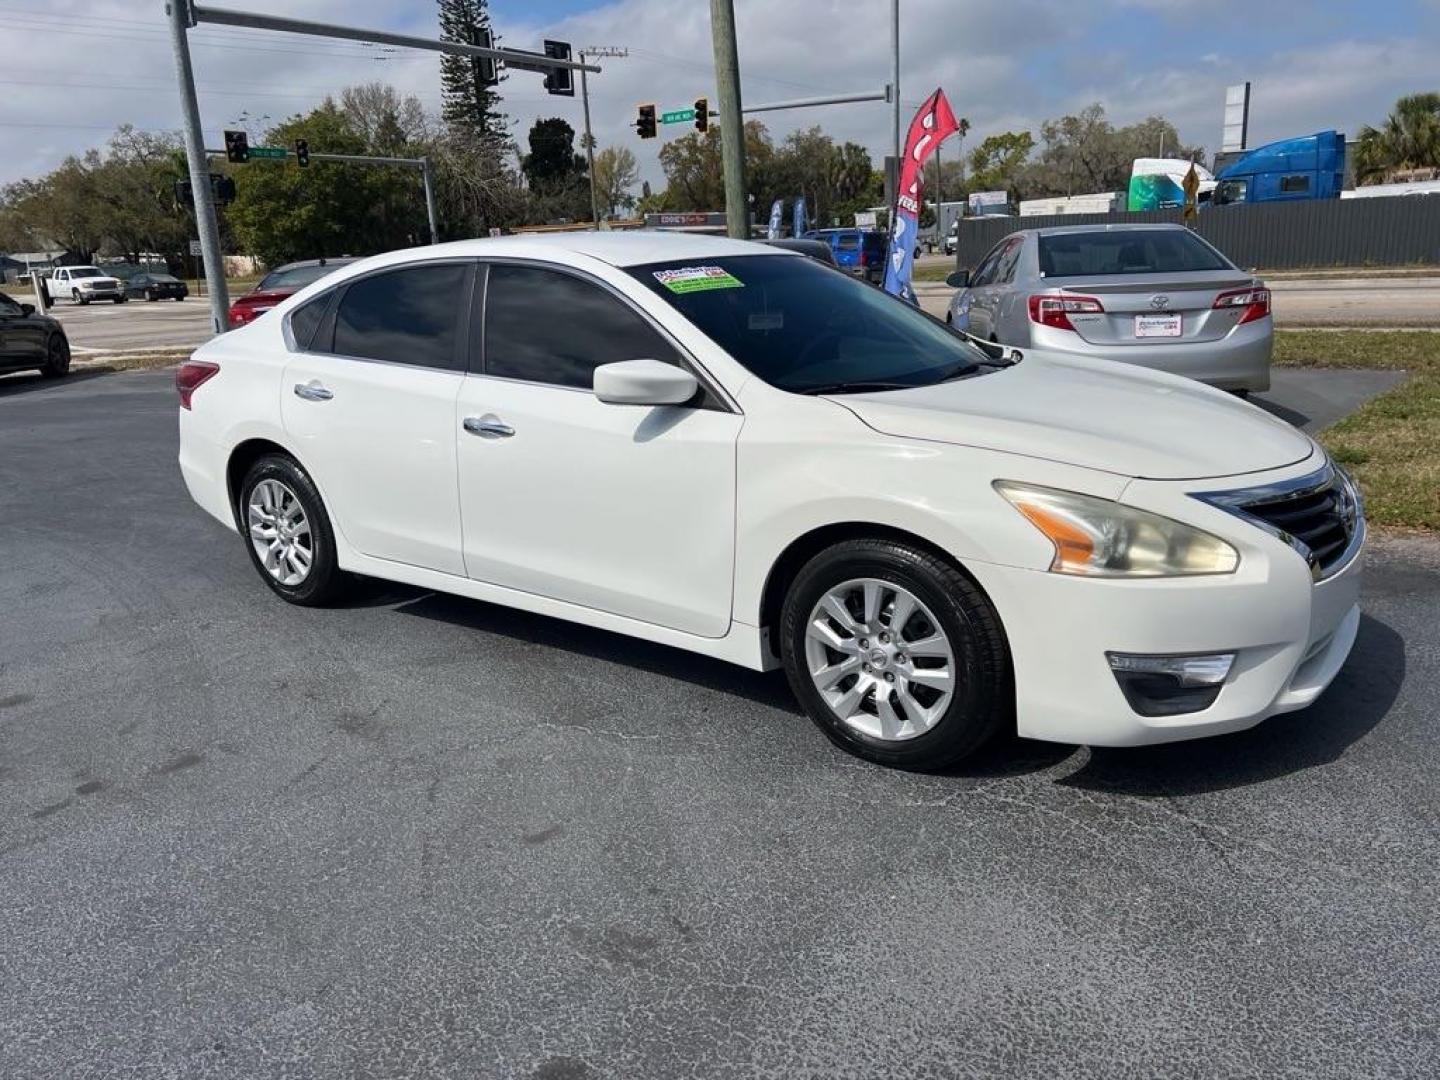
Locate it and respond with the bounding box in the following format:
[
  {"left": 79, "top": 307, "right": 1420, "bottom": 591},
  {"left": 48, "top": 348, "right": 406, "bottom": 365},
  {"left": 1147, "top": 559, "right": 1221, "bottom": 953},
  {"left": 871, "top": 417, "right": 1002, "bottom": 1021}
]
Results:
[{"left": 228, "top": 257, "right": 357, "bottom": 328}]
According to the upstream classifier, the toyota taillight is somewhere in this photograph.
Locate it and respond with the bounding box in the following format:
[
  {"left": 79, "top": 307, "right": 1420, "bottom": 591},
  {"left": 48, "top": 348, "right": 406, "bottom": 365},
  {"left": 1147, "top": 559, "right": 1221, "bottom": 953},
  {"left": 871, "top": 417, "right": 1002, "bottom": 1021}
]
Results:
[
  {"left": 176, "top": 359, "right": 219, "bottom": 410},
  {"left": 1028, "top": 293, "right": 1104, "bottom": 331},
  {"left": 1213, "top": 286, "right": 1270, "bottom": 325}
]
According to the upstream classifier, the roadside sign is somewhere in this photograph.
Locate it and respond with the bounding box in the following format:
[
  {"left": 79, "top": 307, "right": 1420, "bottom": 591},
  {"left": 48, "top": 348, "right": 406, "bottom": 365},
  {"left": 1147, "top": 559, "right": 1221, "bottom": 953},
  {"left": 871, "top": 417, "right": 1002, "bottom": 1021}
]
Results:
[
  {"left": 189, "top": 239, "right": 203, "bottom": 256},
  {"left": 661, "top": 107, "right": 696, "bottom": 125},
  {"left": 854, "top": 210, "right": 878, "bottom": 229},
  {"left": 248, "top": 146, "right": 288, "bottom": 159}
]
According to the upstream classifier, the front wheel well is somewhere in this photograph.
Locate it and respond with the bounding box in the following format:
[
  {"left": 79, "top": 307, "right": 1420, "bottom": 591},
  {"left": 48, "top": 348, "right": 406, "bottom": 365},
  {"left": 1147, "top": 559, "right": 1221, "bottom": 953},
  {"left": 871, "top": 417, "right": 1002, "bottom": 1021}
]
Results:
[
  {"left": 757, "top": 523, "right": 998, "bottom": 662},
  {"left": 225, "top": 438, "right": 294, "bottom": 527}
]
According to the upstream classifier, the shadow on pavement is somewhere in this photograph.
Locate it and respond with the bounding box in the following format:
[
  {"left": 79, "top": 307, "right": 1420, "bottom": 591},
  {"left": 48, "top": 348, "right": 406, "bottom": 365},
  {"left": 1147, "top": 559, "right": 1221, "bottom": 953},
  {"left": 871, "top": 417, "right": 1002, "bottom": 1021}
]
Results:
[
  {"left": 1251, "top": 394, "right": 1311, "bottom": 429},
  {"left": 0, "top": 369, "right": 111, "bottom": 399},
  {"left": 394, "top": 589, "right": 799, "bottom": 713},
  {"left": 1059, "top": 613, "right": 1404, "bottom": 796}
]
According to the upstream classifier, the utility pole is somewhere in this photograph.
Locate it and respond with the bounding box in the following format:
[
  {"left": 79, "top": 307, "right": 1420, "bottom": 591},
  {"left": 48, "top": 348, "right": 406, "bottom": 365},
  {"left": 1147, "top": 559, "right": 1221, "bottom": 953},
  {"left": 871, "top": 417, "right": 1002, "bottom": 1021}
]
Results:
[
  {"left": 709, "top": 0, "right": 747, "bottom": 238},
  {"left": 166, "top": 0, "right": 229, "bottom": 334},
  {"left": 579, "top": 51, "right": 601, "bottom": 227},
  {"left": 420, "top": 156, "right": 440, "bottom": 244},
  {"left": 580, "top": 47, "right": 628, "bottom": 227},
  {"left": 890, "top": 0, "right": 900, "bottom": 164}
]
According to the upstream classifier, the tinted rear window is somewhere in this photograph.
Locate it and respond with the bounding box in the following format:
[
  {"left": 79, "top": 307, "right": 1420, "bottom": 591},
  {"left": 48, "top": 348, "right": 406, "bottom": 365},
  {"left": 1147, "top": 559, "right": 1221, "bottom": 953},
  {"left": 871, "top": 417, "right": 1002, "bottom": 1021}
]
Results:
[
  {"left": 835, "top": 235, "right": 860, "bottom": 250},
  {"left": 332, "top": 264, "right": 467, "bottom": 369},
  {"left": 1038, "top": 231, "right": 1230, "bottom": 277}
]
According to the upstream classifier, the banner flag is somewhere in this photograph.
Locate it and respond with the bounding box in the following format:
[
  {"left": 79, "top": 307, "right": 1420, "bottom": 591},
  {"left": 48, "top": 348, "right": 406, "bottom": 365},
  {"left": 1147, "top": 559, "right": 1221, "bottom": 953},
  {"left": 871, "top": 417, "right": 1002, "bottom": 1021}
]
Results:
[
  {"left": 767, "top": 198, "right": 784, "bottom": 240},
  {"left": 883, "top": 88, "right": 960, "bottom": 300},
  {"left": 792, "top": 195, "right": 808, "bottom": 239}
]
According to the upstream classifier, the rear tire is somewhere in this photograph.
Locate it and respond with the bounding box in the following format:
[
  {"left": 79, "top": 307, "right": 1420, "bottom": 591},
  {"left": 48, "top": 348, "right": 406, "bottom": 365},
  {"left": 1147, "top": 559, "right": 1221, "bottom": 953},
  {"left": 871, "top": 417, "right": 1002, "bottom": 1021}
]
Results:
[
  {"left": 40, "top": 334, "right": 70, "bottom": 379},
  {"left": 238, "top": 454, "right": 350, "bottom": 607},
  {"left": 779, "top": 539, "right": 1011, "bottom": 770}
]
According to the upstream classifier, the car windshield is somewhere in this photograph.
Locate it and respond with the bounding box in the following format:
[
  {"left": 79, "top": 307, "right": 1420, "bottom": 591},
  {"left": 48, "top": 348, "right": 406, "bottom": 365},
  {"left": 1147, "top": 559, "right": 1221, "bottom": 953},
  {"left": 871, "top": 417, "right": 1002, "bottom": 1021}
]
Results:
[
  {"left": 628, "top": 255, "right": 992, "bottom": 394},
  {"left": 149, "top": 273, "right": 180, "bottom": 284},
  {"left": 258, "top": 263, "right": 343, "bottom": 291},
  {"left": 69, "top": 269, "right": 103, "bottom": 279},
  {"left": 1038, "top": 230, "right": 1231, "bottom": 277}
]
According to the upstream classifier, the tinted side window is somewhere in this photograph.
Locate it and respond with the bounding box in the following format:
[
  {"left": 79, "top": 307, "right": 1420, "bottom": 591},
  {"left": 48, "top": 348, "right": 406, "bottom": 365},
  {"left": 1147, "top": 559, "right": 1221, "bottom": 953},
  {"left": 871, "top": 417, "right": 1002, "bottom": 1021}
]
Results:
[
  {"left": 1280, "top": 174, "right": 1310, "bottom": 193},
  {"left": 332, "top": 264, "right": 467, "bottom": 369},
  {"left": 995, "top": 239, "right": 1024, "bottom": 284},
  {"left": 484, "top": 265, "right": 681, "bottom": 389},
  {"left": 970, "top": 240, "right": 1008, "bottom": 287},
  {"left": 288, "top": 295, "right": 328, "bottom": 351}
]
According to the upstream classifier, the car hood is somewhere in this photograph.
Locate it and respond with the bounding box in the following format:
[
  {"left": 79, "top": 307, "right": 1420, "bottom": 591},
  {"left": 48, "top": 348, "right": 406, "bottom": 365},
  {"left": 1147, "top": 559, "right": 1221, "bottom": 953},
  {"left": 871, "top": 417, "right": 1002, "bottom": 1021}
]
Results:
[{"left": 831, "top": 351, "right": 1314, "bottom": 480}]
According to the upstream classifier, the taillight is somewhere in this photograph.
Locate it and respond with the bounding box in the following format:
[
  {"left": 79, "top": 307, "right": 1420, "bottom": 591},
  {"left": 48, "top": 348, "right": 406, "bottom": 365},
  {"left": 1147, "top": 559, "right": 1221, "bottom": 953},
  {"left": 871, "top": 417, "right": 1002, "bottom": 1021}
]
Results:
[
  {"left": 1028, "top": 293, "right": 1104, "bottom": 331},
  {"left": 176, "top": 359, "right": 219, "bottom": 410},
  {"left": 1213, "top": 286, "right": 1270, "bottom": 325}
]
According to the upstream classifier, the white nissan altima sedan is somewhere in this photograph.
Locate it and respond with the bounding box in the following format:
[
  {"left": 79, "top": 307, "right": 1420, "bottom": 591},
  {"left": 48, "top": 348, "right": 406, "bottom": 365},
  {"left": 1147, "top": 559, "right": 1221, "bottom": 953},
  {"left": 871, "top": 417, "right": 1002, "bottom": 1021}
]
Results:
[{"left": 177, "top": 232, "right": 1363, "bottom": 770}]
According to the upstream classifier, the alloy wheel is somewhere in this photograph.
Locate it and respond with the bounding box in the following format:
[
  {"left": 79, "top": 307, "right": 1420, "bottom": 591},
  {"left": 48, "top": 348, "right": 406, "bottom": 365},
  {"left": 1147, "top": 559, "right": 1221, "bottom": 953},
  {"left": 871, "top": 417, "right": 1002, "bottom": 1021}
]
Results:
[
  {"left": 247, "top": 478, "right": 313, "bottom": 586},
  {"left": 804, "top": 577, "right": 956, "bottom": 741}
]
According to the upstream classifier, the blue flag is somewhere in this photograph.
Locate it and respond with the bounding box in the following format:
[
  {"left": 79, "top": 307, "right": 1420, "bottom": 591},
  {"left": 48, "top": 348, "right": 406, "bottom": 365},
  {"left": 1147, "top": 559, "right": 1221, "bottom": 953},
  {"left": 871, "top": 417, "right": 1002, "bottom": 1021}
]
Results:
[
  {"left": 792, "top": 196, "right": 808, "bottom": 239},
  {"left": 884, "top": 89, "right": 960, "bottom": 301},
  {"left": 767, "top": 198, "right": 784, "bottom": 240}
]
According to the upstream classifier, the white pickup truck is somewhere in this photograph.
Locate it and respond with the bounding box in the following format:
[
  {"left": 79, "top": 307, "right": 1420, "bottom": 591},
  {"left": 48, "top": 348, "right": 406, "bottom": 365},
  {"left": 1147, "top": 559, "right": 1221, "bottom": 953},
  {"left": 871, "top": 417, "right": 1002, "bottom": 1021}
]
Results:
[{"left": 46, "top": 265, "right": 126, "bottom": 305}]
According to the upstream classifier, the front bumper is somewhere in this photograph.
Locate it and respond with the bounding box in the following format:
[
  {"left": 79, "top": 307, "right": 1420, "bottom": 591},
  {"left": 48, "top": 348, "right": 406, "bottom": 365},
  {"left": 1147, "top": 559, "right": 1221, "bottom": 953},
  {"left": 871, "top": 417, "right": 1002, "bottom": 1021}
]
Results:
[
  {"left": 1029, "top": 318, "right": 1273, "bottom": 392},
  {"left": 967, "top": 460, "right": 1363, "bottom": 747}
]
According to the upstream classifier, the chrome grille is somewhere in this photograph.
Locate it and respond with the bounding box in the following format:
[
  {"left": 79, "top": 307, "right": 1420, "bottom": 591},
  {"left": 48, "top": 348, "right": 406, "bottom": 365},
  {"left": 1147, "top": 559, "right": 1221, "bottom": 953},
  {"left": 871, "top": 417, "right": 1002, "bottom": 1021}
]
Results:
[{"left": 1193, "top": 462, "right": 1363, "bottom": 580}]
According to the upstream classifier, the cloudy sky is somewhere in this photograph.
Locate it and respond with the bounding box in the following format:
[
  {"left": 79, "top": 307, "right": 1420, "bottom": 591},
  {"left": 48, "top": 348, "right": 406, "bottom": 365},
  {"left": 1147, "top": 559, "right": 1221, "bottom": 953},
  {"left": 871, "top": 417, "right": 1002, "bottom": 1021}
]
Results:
[{"left": 2, "top": 0, "right": 1437, "bottom": 191}]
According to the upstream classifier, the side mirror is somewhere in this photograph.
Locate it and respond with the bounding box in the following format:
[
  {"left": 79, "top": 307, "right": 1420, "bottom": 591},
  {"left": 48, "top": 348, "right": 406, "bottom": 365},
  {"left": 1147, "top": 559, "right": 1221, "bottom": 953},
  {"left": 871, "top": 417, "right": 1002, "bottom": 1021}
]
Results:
[
  {"left": 945, "top": 269, "right": 970, "bottom": 288},
  {"left": 19, "top": 303, "right": 35, "bottom": 316},
  {"left": 594, "top": 358, "right": 699, "bottom": 406}
]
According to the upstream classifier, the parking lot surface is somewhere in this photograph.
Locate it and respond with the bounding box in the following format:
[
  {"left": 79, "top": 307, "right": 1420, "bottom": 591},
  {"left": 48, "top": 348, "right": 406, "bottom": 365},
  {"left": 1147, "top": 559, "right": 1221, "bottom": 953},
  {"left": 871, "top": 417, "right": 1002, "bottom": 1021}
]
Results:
[
  {"left": 2, "top": 369, "right": 1437, "bottom": 1079},
  {"left": 37, "top": 294, "right": 214, "bottom": 353}
]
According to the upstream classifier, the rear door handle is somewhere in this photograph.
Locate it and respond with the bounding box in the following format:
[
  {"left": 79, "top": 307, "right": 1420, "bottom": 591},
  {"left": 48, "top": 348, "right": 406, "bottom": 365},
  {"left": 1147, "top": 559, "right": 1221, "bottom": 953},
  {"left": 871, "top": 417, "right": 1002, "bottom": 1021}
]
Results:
[
  {"left": 293, "top": 380, "right": 333, "bottom": 402},
  {"left": 463, "top": 414, "right": 515, "bottom": 439}
]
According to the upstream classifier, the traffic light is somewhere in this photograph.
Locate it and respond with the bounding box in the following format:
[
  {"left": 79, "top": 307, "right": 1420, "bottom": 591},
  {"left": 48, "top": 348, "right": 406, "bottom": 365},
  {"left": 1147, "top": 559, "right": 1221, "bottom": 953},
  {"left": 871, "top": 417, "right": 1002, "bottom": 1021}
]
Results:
[
  {"left": 294, "top": 138, "right": 309, "bottom": 168},
  {"left": 223, "top": 129, "right": 249, "bottom": 164},
  {"left": 213, "top": 175, "right": 237, "bottom": 206},
  {"left": 543, "top": 40, "right": 574, "bottom": 96},
  {"left": 636, "top": 104, "right": 657, "bottom": 140},
  {"left": 467, "top": 23, "right": 499, "bottom": 90},
  {"left": 693, "top": 98, "right": 708, "bottom": 134}
]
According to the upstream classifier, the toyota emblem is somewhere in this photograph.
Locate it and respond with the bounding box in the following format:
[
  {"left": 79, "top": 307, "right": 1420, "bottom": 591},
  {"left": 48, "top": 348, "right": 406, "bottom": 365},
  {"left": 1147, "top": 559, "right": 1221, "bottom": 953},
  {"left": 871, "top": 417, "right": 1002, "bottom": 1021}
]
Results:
[{"left": 1150, "top": 294, "right": 1170, "bottom": 310}]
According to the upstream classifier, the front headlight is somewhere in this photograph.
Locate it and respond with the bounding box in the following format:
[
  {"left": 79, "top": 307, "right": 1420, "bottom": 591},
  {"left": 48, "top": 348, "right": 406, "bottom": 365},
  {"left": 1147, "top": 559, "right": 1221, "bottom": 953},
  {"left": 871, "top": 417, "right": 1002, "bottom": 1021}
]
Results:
[{"left": 995, "top": 481, "right": 1239, "bottom": 577}]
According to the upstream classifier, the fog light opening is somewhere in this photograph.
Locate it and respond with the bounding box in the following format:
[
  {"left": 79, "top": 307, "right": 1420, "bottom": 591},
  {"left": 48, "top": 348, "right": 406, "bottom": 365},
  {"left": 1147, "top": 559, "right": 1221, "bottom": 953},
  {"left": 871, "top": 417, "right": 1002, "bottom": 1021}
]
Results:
[{"left": 1106, "top": 652, "right": 1236, "bottom": 717}]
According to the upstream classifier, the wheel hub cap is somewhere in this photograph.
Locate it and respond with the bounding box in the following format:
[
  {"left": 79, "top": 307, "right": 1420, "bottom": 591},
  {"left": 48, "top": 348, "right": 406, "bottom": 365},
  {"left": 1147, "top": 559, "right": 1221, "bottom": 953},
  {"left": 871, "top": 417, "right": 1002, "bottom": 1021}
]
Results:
[
  {"left": 247, "top": 478, "right": 313, "bottom": 587},
  {"left": 803, "top": 578, "right": 957, "bottom": 742}
]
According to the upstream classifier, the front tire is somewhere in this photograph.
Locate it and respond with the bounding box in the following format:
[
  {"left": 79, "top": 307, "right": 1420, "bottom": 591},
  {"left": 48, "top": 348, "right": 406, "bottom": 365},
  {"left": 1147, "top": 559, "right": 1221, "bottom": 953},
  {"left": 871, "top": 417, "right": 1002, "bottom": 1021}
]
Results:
[
  {"left": 40, "top": 334, "right": 70, "bottom": 379},
  {"left": 780, "top": 539, "right": 1011, "bottom": 770},
  {"left": 72, "top": 290, "right": 87, "bottom": 306},
  {"left": 238, "top": 455, "right": 350, "bottom": 606}
]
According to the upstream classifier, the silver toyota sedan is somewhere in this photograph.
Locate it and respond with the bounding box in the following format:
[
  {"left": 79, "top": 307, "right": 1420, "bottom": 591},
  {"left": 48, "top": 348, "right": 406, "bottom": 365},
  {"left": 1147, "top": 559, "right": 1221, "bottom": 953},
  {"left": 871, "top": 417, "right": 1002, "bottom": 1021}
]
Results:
[{"left": 946, "top": 224, "right": 1272, "bottom": 392}]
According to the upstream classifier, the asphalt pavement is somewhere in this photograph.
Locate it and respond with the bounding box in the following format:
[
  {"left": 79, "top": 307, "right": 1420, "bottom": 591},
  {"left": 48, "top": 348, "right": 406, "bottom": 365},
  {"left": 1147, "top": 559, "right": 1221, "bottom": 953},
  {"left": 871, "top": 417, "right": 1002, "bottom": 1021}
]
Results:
[
  {"left": 2, "top": 369, "right": 1437, "bottom": 1079},
  {"left": 36, "top": 294, "right": 214, "bottom": 353}
]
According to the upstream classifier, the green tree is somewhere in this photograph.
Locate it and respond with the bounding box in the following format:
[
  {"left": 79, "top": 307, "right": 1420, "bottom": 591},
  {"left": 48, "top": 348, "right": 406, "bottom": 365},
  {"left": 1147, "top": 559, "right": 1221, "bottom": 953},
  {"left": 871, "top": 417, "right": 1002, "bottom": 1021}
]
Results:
[
  {"left": 592, "top": 146, "right": 639, "bottom": 217},
  {"left": 1355, "top": 92, "right": 1440, "bottom": 184},
  {"left": 437, "top": 0, "right": 508, "bottom": 151},
  {"left": 521, "top": 118, "right": 589, "bottom": 222},
  {"left": 659, "top": 121, "right": 774, "bottom": 213},
  {"left": 228, "top": 102, "right": 426, "bottom": 265},
  {"left": 967, "top": 130, "right": 1034, "bottom": 194},
  {"left": 1025, "top": 104, "right": 1202, "bottom": 198}
]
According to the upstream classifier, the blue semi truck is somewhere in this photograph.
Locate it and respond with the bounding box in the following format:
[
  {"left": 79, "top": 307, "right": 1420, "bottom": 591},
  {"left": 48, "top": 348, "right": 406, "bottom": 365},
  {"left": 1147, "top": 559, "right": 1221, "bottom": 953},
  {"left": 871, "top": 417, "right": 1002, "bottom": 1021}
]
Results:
[{"left": 1211, "top": 131, "right": 1346, "bottom": 206}]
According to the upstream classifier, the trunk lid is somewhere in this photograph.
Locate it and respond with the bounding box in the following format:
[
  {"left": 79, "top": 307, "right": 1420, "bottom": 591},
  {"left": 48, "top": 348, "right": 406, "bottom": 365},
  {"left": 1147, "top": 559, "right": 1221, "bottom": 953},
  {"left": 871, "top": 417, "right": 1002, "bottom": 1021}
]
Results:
[{"left": 1043, "top": 271, "right": 1257, "bottom": 346}]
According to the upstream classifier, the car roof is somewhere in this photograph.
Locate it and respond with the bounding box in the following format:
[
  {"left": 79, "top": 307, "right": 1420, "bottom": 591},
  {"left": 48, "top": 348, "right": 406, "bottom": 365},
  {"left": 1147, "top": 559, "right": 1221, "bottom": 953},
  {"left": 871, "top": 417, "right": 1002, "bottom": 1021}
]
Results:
[
  {"left": 307, "top": 232, "right": 793, "bottom": 275},
  {"left": 1029, "top": 223, "right": 1195, "bottom": 238},
  {"left": 271, "top": 257, "right": 361, "bottom": 272}
]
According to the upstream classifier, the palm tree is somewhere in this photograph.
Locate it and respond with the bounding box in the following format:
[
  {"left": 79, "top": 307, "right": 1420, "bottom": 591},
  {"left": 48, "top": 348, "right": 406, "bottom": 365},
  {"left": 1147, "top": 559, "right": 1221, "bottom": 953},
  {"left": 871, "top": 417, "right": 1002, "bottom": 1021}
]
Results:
[{"left": 1354, "top": 92, "right": 1440, "bottom": 184}]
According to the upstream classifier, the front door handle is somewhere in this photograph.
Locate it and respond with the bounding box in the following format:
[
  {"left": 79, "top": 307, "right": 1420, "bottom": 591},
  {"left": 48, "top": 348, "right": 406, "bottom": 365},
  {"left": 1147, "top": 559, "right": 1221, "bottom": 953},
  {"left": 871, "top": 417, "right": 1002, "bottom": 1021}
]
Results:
[
  {"left": 293, "top": 380, "right": 333, "bottom": 402},
  {"left": 463, "top": 414, "right": 515, "bottom": 439}
]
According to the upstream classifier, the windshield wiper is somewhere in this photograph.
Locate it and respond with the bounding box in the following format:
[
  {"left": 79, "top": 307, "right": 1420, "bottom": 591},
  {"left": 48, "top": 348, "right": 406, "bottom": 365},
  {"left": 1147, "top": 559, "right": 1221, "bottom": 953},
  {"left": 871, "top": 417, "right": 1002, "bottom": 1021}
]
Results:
[{"left": 796, "top": 381, "right": 918, "bottom": 395}]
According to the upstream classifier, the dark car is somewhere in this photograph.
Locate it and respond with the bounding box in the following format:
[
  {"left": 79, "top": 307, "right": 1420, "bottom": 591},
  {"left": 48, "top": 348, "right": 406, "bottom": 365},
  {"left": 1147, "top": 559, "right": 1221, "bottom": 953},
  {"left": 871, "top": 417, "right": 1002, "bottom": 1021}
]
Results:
[
  {"left": 126, "top": 272, "right": 189, "bottom": 302},
  {"left": 760, "top": 237, "right": 839, "bottom": 267},
  {"left": 0, "top": 292, "right": 70, "bottom": 379},
  {"left": 229, "top": 257, "right": 358, "bottom": 328}
]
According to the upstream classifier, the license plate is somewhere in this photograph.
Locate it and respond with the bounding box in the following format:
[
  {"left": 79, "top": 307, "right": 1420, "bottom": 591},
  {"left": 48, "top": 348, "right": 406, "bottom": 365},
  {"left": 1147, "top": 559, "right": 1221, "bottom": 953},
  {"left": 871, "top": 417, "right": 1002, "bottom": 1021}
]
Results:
[{"left": 1135, "top": 314, "right": 1182, "bottom": 338}]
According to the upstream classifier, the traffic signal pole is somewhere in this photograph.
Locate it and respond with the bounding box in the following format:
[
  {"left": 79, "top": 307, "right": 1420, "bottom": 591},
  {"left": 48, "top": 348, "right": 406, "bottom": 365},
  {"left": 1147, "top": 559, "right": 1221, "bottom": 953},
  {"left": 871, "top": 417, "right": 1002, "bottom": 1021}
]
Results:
[
  {"left": 167, "top": 0, "right": 599, "bottom": 331},
  {"left": 166, "top": 0, "right": 230, "bottom": 333},
  {"left": 709, "top": 0, "right": 747, "bottom": 239},
  {"left": 579, "top": 52, "right": 600, "bottom": 228}
]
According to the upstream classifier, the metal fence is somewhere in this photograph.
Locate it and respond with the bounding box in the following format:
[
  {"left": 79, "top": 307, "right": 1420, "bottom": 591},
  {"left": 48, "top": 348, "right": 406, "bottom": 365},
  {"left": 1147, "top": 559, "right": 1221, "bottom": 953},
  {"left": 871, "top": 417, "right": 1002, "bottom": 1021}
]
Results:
[{"left": 953, "top": 195, "right": 1440, "bottom": 271}]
